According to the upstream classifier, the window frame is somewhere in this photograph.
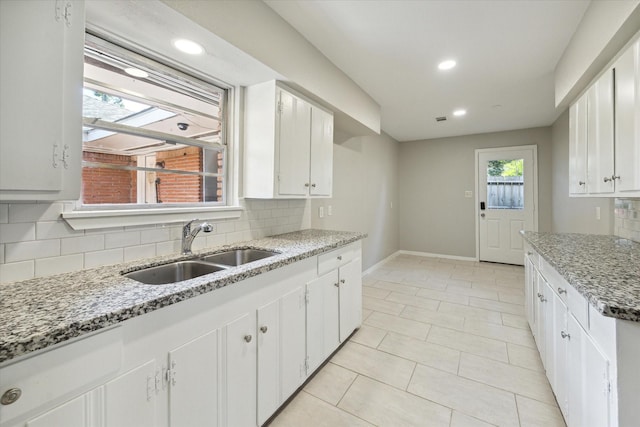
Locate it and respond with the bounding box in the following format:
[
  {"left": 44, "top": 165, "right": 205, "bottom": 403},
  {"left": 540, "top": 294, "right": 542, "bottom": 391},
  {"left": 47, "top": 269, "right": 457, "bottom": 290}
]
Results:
[{"left": 62, "top": 33, "right": 242, "bottom": 230}]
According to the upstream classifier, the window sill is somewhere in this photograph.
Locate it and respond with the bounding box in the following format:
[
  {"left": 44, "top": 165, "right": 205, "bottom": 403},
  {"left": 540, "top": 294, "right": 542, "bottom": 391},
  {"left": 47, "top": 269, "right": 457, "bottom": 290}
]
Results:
[{"left": 62, "top": 206, "right": 243, "bottom": 230}]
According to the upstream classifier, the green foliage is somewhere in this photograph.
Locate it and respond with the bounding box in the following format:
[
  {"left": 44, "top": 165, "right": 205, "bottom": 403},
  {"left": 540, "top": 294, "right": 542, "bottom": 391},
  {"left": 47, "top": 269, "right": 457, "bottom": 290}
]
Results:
[
  {"left": 487, "top": 159, "right": 523, "bottom": 177},
  {"left": 93, "top": 91, "right": 124, "bottom": 108}
]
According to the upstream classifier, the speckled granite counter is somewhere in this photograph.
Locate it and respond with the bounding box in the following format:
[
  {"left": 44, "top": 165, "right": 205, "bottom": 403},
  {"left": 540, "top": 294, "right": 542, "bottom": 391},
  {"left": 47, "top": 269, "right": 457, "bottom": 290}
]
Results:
[
  {"left": 521, "top": 231, "right": 640, "bottom": 321},
  {"left": 0, "top": 229, "right": 366, "bottom": 364}
]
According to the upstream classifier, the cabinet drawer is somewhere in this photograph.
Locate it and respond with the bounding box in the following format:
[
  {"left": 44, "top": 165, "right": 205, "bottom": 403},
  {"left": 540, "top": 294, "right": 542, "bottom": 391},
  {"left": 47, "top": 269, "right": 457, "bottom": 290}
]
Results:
[
  {"left": 524, "top": 245, "right": 539, "bottom": 268},
  {"left": 0, "top": 327, "right": 122, "bottom": 426},
  {"left": 317, "top": 243, "right": 359, "bottom": 276},
  {"left": 539, "top": 258, "right": 589, "bottom": 330}
]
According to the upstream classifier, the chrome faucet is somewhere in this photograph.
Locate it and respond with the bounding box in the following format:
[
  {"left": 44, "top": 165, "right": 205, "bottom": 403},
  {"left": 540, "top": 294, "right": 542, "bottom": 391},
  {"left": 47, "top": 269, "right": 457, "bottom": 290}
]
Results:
[{"left": 182, "top": 219, "right": 214, "bottom": 255}]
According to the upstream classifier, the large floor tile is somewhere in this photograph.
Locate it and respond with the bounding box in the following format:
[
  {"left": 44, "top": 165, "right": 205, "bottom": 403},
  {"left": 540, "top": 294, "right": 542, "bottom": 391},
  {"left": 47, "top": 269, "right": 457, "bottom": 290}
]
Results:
[
  {"left": 507, "top": 343, "right": 544, "bottom": 372},
  {"left": 438, "top": 302, "right": 503, "bottom": 324},
  {"left": 362, "top": 308, "right": 373, "bottom": 321},
  {"left": 386, "top": 291, "right": 440, "bottom": 311},
  {"left": 408, "top": 364, "right": 519, "bottom": 427},
  {"left": 350, "top": 325, "right": 387, "bottom": 348},
  {"left": 330, "top": 341, "right": 416, "bottom": 390},
  {"left": 458, "top": 353, "right": 556, "bottom": 405},
  {"left": 416, "top": 288, "right": 470, "bottom": 305},
  {"left": 501, "top": 313, "right": 530, "bottom": 330},
  {"left": 304, "top": 363, "right": 357, "bottom": 405},
  {"left": 516, "top": 395, "right": 566, "bottom": 427},
  {"left": 450, "top": 411, "right": 496, "bottom": 427},
  {"left": 470, "top": 297, "right": 525, "bottom": 315},
  {"left": 368, "top": 280, "right": 419, "bottom": 295},
  {"left": 362, "top": 286, "right": 391, "bottom": 299},
  {"left": 364, "top": 311, "right": 431, "bottom": 339},
  {"left": 445, "top": 284, "right": 500, "bottom": 300},
  {"left": 378, "top": 332, "right": 460, "bottom": 374},
  {"left": 462, "top": 320, "right": 536, "bottom": 348},
  {"left": 362, "top": 295, "right": 405, "bottom": 315},
  {"left": 338, "top": 375, "right": 451, "bottom": 427},
  {"left": 499, "top": 292, "right": 525, "bottom": 305},
  {"left": 401, "top": 305, "right": 465, "bottom": 330},
  {"left": 427, "top": 326, "right": 508, "bottom": 362},
  {"left": 269, "top": 391, "right": 373, "bottom": 427}
]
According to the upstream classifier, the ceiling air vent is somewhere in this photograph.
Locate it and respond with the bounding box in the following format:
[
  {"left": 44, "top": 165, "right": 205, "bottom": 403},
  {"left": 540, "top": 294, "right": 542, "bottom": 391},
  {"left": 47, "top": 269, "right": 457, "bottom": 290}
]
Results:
[{"left": 435, "top": 116, "right": 447, "bottom": 122}]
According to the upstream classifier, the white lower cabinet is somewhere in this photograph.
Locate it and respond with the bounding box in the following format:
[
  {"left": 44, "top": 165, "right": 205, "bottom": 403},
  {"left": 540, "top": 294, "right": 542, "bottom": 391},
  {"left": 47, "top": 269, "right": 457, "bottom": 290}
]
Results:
[
  {"left": 525, "top": 247, "right": 614, "bottom": 427},
  {"left": 1, "top": 242, "right": 362, "bottom": 427}
]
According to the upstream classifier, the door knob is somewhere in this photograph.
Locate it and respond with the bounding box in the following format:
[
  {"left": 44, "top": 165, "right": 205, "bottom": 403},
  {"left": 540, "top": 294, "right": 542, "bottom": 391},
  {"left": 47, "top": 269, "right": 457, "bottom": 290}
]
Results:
[{"left": 480, "top": 213, "right": 485, "bottom": 218}]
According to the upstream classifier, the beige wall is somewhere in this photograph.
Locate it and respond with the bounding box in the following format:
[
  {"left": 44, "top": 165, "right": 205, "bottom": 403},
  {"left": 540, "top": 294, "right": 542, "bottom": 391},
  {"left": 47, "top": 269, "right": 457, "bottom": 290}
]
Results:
[
  {"left": 311, "top": 133, "right": 399, "bottom": 270},
  {"left": 551, "top": 109, "right": 613, "bottom": 234},
  {"left": 398, "top": 127, "right": 552, "bottom": 258}
]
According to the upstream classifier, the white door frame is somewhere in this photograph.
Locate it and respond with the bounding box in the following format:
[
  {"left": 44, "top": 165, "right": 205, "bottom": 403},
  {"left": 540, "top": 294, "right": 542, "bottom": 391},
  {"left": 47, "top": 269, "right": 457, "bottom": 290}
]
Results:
[{"left": 474, "top": 145, "right": 539, "bottom": 262}]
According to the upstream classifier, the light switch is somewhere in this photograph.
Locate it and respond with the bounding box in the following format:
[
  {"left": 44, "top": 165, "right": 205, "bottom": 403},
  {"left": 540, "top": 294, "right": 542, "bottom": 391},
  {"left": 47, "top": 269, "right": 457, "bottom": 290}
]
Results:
[
  {"left": 596, "top": 206, "right": 601, "bottom": 220},
  {"left": 319, "top": 206, "right": 324, "bottom": 218},
  {"left": 465, "top": 191, "right": 472, "bottom": 198}
]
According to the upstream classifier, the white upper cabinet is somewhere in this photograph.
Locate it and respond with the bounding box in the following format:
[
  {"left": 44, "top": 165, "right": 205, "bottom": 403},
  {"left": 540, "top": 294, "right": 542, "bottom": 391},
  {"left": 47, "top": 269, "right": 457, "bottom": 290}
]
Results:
[
  {"left": 614, "top": 39, "right": 640, "bottom": 194},
  {"left": 0, "top": 0, "right": 84, "bottom": 201},
  {"left": 244, "top": 81, "right": 334, "bottom": 199},
  {"left": 569, "top": 37, "right": 640, "bottom": 197}
]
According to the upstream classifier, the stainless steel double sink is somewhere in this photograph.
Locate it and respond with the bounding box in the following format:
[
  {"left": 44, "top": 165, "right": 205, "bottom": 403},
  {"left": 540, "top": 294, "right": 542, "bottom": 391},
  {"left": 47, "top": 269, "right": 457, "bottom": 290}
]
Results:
[{"left": 124, "top": 249, "right": 278, "bottom": 285}]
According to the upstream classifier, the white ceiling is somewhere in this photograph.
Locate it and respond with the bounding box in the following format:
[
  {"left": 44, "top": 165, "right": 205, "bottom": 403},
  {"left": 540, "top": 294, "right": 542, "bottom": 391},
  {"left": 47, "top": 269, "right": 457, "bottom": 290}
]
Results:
[{"left": 265, "top": 0, "right": 591, "bottom": 142}]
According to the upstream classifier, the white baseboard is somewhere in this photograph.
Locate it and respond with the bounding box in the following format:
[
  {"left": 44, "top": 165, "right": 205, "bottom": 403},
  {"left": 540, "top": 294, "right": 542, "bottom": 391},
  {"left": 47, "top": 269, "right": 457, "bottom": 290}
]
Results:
[
  {"left": 397, "top": 250, "right": 478, "bottom": 262},
  {"left": 362, "top": 251, "right": 401, "bottom": 275}
]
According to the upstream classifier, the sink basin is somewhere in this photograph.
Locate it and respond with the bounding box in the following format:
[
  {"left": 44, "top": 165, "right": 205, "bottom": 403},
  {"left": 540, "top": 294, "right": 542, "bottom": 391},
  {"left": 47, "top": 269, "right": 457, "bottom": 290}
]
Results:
[
  {"left": 200, "top": 249, "right": 278, "bottom": 267},
  {"left": 124, "top": 260, "right": 227, "bottom": 285}
]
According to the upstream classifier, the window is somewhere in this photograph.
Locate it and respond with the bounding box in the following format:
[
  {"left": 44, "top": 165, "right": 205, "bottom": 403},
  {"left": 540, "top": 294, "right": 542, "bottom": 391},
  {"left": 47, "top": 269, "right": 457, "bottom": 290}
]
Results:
[
  {"left": 81, "top": 37, "right": 227, "bottom": 207},
  {"left": 486, "top": 159, "right": 524, "bottom": 209}
]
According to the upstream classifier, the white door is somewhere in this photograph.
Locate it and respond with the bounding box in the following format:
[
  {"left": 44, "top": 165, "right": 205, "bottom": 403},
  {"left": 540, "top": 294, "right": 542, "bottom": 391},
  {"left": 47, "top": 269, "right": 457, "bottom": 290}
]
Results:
[
  {"left": 478, "top": 146, "right": 537, "bottom": 265},
  {"left": 168, "top": 330, "right": 218, "bottom": 427},
  {"left": 277, "top": 90, "right": 311, "bottom": 196},
  {"left": 306, "top": 271, "right": 340, "bottom": 374},
  {"left": 309, "top": 106, "right": 333, "bottom": 197},
  {"left": 257, "top": 299, "right": 279, "bottom": 426},
  {"left": 104, "top": 361, "right": 157, "bottom": 427},
  {"left": 338, "top": 257, "right": 363, "bottom": 342},
  {"left": 279, "top": 286, "right": 306, "bottom": 399},
  {"left": 26, "top": 394, "right": 87, "bottom": 427}
]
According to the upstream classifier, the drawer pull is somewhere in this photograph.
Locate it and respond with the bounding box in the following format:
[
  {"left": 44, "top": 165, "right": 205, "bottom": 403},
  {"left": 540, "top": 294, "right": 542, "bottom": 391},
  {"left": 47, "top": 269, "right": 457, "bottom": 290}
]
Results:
[
  {"left": 560, "top": 331, "right": 570, "bottom": 339},
  {"left": 334, "top": 282, "right": 340, "bottom": 287},
  {"left": 558, "top": 287, "right": 567, "bottom": 295},
  {"left": 1, "top": 388, "right": 22, "bottom": 405},
  {"left": 244, "top": 335, "right": 252, "bottom": 343},
  {"left": 337, "top": 255, "right": 343, "bottom": 261},
  {"left": 340, "top": 279, "right": 346, "bottom": 284},
  {"left": 260, "top": 326, "right": 268, "bottom": 334}
]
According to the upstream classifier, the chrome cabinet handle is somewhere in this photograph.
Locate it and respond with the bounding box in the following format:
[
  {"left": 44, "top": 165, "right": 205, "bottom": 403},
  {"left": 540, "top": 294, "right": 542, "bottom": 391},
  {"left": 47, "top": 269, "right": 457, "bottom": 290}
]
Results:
[
  {"left": 244, "top": 335, "right": 252, "bottom": 343},
  {"left": 561, "top": 331, "right": 570, "bottom": 339},
  {"left": 260, "top": 326, "right": 268, "bottom": 334},
  {"left": 340, "top": 279, "right": 346, "bottom": 284},
  {"left": 1, "top": 388, "right": 22, "bottom": 405},
  {"left": 604, "top": 177, "right": 612, "bottom": 183},
  {"left": 311, "top": 183, "right": 316, "bottom": 188},
  {"left": 612, "top": 175, "right": 620, "bottom": 181},
  {"left": 558, "top": 287, "right": 567, "bottom": 295},
  {"left": 337, "top": 255, "right": 343, "bottom": 261},
  {"left": 578, "top": 181, "right": 585, "bottom": 186},
  {"left": 334, "top": 282, "right": 340, "bottom": 287},
  {"left": 304, "top": 183, "right": 310, "bottom": 187}
]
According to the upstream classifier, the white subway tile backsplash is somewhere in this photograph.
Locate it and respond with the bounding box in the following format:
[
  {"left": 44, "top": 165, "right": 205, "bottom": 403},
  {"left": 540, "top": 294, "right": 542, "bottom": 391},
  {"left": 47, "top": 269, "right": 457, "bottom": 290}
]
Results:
[
  {"left": 9, "top": 202, "right": 64, "bottom": 223},
  {"left": 105, "top": 231, "right": 141, "bottom": 249},
  {"left": 5, "top": 239, "right": 60, "bottom": 263},
  {"left": 35, "top": 254, "right": 84, "bottom": 278},
  {"left": 615, "top": 198, "right": 640, "bottom": 243},
  {"left": 0, "top": 204, "right": 8, "bottom": 223},
  {"left": 61, "top": 235, "right": 105, "bottom": 255},
  {"left": 36, "top": 221, "right": 82, "bottom": 240},
  {"left": 0, "top": 223, "right": 35, "bottom": 244},
  {"left": 0, "top": 261, "right": 35, "bottom": 283},
  {"left": 124, "top": 244, "right": 157, "bottom": 262},
  {"left": 84, "top": 248, "right": 124, "bottom": 269},
  {"left": 0, "top": 199, "right": 310, "bottom": 283}
]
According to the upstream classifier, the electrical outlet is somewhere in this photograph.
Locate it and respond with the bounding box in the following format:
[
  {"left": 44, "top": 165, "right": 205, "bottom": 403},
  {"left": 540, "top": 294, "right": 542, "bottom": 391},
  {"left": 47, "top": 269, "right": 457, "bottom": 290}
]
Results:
[
  {"left": 596, "top": 206, "right": 601, "bottom": 220},
  {"left": 327, "top": 205, "right": 332, "bottom": 216},
  {"left": 465, "top": 191, "right": 472, "bottom": 198},
  {"left": 319, "top": 206, "right": 324, "bottom": 218}
]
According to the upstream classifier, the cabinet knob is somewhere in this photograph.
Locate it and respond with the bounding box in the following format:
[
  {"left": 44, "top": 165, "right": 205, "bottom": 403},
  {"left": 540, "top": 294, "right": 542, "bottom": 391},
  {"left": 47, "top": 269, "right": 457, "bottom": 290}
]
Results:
[
  {"left": 1, "top": 388, "right": 21, "bottom": 405},
  {"left": 578, "top": 181, "right": 585, "bottom": 186},
  {"left": 334, "top": 282, "right": 340, "bottom": 287},
  {"left": 612, "top": 175, "right": 620, "bottom": 181},
  {"left": 603, "top": 176, "right": 612, "bottom": 183},
  {"left": 304, "top": 183, "right": 310, "bottom": 187},
  {"left": 340, "top": 279, "right": 346, "bottom": 284},
  {"left": 560, "top": 331, "right": 570, "bottom": 339},
  {"left": 558, "top": 287, "right": 567, "bottom": 295},
  {"left": 311, "top": 183, "right": 316, "bottom": 188},
  {"left": 260, "top": 326, "right": 268, "bottom": 334},
  {"left": 337, "top": 255, "right": 342, "bottom": 261},
  {"left": 244, "top": 334, "right": 252, "bottom": 343}
]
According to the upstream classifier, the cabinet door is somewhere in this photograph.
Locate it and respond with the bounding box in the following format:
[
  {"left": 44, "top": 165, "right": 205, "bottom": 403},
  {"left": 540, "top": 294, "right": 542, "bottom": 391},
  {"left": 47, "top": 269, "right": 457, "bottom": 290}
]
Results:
[
  {"left": 569, "top": 95, "right": 588, "bottom": 194},
  {"left": 277, "top": 90, "right": 311, "bottom": 197},
  {"left": 279, "top": 286, "right": 307, "bottom": 398},
  {"left": 104, "top": 360, "right": 156, "bottom": 427},
  {"left": 25, "top": 394, "right": 86, "bottom": 427},
  {"left": 614, "top": 40, "right": 640, "bottom": 193},
  {"left": 168, "top": 330, "right": 219, "bottom": 427},
  {"left": 548, "top": 288, "right": 569, "bottom": 419},
  {"left": 524, "top": 256, "right": 536, "bottom": 332},
  {"left": 0, "top": 0, "right": 83, "bottom": 199},
  {"left": 534, "top": 271, "right": 547, "bottom": 367},
  {"left": 586, "top": 70, "right": 615, "bottom": 194},
  {"left": 257, "top": 299, "right": 279, "bottom": 426},
  {"left": 309, "top": 107, "right": 333, "bottom": 197},
  {"left": 222, "top": 312, "right": 257, "bottom": 427},
  {"left": 339, "top": 257, "right": 363, "bottom": 342},
  {"left": 306, "top": 270, "right": 340, "bottom": 374}
]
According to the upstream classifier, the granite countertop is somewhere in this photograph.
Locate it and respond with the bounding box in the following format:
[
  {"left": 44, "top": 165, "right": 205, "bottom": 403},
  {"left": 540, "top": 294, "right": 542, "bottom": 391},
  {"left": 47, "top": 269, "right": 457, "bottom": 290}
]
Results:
[
  {"left": 521, "top": 231, "right": 640, "bottom": 321},
  {"left": 0, "top": 229, "right": 366, "bottom": 364}
]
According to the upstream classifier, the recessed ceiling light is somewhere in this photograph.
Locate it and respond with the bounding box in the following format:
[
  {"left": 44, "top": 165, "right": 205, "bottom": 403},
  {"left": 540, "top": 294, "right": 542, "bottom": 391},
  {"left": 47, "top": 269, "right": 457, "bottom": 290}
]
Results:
[
  {"left": 124, "top": 67, "right": 149, "bottom": 78},
  {"left": 438, "top": 59, "right": 457, "bottom": 70},
  {"left": 173, "top": 39, "right": 204, "bottom": 55},
  {"left": 453, "top": 109, "right": 467, "bottom": 116}
]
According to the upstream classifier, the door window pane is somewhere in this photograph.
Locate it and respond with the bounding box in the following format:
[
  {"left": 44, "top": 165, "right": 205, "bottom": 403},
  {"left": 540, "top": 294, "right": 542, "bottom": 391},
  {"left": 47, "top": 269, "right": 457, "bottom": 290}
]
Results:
[{"left": 487, "top": 159, "right": 524, "bottom": 209}]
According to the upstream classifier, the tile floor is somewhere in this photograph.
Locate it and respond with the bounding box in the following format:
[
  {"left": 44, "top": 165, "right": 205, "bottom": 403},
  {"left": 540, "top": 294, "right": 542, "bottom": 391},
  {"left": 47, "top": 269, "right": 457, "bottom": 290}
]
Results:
[{"left": 269, "top": 254, "right": 566, "bottom": 427}]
